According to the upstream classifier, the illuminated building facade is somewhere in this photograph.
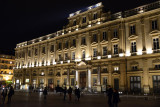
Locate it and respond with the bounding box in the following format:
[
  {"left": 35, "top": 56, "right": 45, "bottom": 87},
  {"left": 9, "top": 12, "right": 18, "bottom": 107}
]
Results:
[
  {"left": 0, "top": 54, "right": 15, "bottom": 86},
  {"left": 14, "top": 1, "right": 160, "bottom": 93}
]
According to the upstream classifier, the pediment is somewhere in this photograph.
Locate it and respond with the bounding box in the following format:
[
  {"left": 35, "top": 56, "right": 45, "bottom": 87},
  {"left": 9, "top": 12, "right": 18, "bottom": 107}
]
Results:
[
  {"left": 111, "top": 38, "right": 119, "bottom": 43},
  {"left": 78, "top": 61, "right": 86, "bottom": 66},
  {"left": 128, "top": 35, "right": 138, "bottom": 40},
  {"left": 149, "top": 30, "right": 160, "bottom": 36}
]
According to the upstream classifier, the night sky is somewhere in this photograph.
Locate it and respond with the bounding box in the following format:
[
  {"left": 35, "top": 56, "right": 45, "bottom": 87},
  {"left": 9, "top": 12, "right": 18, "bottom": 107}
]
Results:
[{"left": 0, "top": 0, "right": 158, "bottom": 55}]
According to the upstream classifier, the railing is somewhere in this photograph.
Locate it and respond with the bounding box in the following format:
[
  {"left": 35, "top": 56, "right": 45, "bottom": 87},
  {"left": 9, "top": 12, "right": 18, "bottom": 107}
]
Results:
[
  {"left": 149, "top": 68, "right": 160, "bottom": 71},
  {"left": 113, "top": 70, "right": 120, "bottom": 74}
]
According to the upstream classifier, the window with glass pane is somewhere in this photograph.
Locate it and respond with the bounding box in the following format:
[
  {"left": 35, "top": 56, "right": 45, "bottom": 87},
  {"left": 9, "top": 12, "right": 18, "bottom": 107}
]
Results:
[
  {"left": 103, "top": 47, "right": 107, "bottom": 56},
  {"left": 57, "top": 80, "right": 60, "bottom": 86},
  {"left": 59, "top": 43, "right": 61, "bottom": 50},
  {"left": 113, "top": 29, "right": 118, "bottom": 38},
  {"left": 81, "top": 37, "right": 86, "bottom": 45},
  {"left": 35, "top": 48, "right": 38, "bottom": 55},
  {"left": 28, "top": 50, "right": 31, "bottom": 57},
  {"left": 71, "top": 78, "right": 75, "bottom": 86},
  {"left": 42, "top": 47, "right": 45, "bottom": 54},
  {"left": 153, "top": 38, "right": 159, "bottom": 50},
  {"left": 93, "top": 13, "right": 97, "bottom": 20},
  {"left": 65, "top": 53, "right": 68, "bottom": 60},
  {"left": 93, "top": 78, "right": 97, "bottom": 86},
  {"left": 103, "top": 77, "right": 107, "bottom": 85},
  {"left": 153, "top": 75, "right": 160, "bottom": 93},
  {"left": 50, "top": 45, "right": 54, "bottom": 52},
  {"left": 131, "top": 42, "right": 136, "bottom": 52},
  {"left": 130, "top": 25, "right": 136, "bottom": 35},
  {"left": 102, "top": 32, "right": 107, "bottom": 40},
  {"left": 132, "top": 66, "right": 138, "bottom": 70},
  {"left": 152, "top": 20, "right": 158, "bottom": 30},
  {"left": 93, "top": 34, "right": 97, "bottom": 42},
  {"left": 82, "top": 17, "right": 86, "bottom": 23},
  {"left": 103, "top": 68, "right": 107, "bottom": 73},
  {"left": 65, "top": 41, "right": 68, "bottom": 49},
  {"left": 93, "top": 69, "right": 97, "bottom": 74},
  {"left": 114, "top": 44, "right": 118, "bottom": 54},
  {"left": 64, "top": 78, "right": 67, "bottom": 85},
  {"left": 73, "top": 20, "right": 76, "bottom": 26},
  {"left": 72, "top": 52, "right": 75, "bottom": 60},
  {"left": 130, "top": 76, "right": 141, "bottom": 92},
  {"left": 59, "top": 55, "right": 61, "bottom": 61},
  {"left": 82, "top": 51, "right": 85, "bottom": 59},
  {"left": 73, "top": 39, "right": 76, "bottom": 47},
  {"left": 155, "top": 64, "right": 160, "bottom": 69},
  {"left": 93, "top": 48, "right": 97, "bottom": 57}
]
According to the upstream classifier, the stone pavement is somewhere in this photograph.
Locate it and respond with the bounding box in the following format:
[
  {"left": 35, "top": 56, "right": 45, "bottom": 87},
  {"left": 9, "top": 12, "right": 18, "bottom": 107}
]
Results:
[{"left": 0, "top": 92, "right": 160, "bottom": 107}]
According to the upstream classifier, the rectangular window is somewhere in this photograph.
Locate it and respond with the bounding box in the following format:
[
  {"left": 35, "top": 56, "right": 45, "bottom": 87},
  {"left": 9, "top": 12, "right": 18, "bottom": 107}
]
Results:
[
  {"left": 65, "top": 53, "right": 68, "bottom": 61},
  {"left": 71, "top": 78, "right": 75, "bottom": 86},
  {"left": 73, "top": 39, "right": 76, "bottom": 47},
  {"left": 155, "top": 64, "right": 160, "bottom": 70},
  {"left": 93, "top": 13, "right": 97, "bottom": 20},
  {"left": 59, "top": 43, "right": 62, "bottom": 50},
  {"left": 153, "top": 38, "right": 159, "bottom": 50},
  {"left": 72, "top": 52, "right": 75, "bottom": 60},
  {"left": 114, "top": 67, "right": 119, "bottom": 71},
  {"left": 64, "top": 78, "right": 67, "bottom": 85},
  {"left": 131, "top": 42, "right": 137, "bottom": 52},
  {"left": 59, "top": 55, "right": 61, "bottom": 61},
  {"left": 153, "top": 75, "right": 160, "bottom": 93},
  {"left": 93, "top": 48, "right": 97, "bottom": 57},
  {"left": 93, "top": 69, "right": 97, "bottom": 74},
  {"left": 28, "top": 50, "right": 31, "bottom": 57},
  {"left": 103, "top": 47, "right": 107, "bottom": 56},
  {"left": 42, "top": 47, "right": 45, "bottom": 54},
  {"left": 130, "top": 25, "right": 136, "bottom": 35},
  {"left": 130, "top": 76, "right": 141, "bottom": 92},
  {"left": 35, "top": 48, "right": 38, "bottom": 55},
  {"left": 82, "top": 17, "right": 86, "bottom": 23},
  {"left": 65, "top": 41, "right": 68, "bottom": 49},
  {"left": 152, "top": 20, "right": 158, "bottom": 30},
  {"left": 25, "top": 79, "right": 29, "bottom": 83},
  {"left": 102, "top": 68, "right": 107, "bottom": 73},
  {"left": 73, "top": 20, "right": 76, "bottom": 26},
  {"left": 114, "top": 44, "right": 118, "bottom": 54},
  {"left": 50, "top": 45, "right": 54, "bottom": 52},
  {"left": 57, "top": 80, "right": 60, "bottom": 86},
  {"left": 93, "top": 34, "right": 97, "bottom": 42},
  {"left": 132, "top": 66, "right": 138, "bottom": 70},
  {"left": 102, "top": 32, "right": 107, "bottom": 40},
  {"left": 93, "top": 77, "right": 97, "bottom": 86},
  {"left": 82, "top": 51, "right": 85, "bottom": 59},
  {"left": 81, "top": 37, "right": 86, "bottom": 45},
  {"left": 113, "top": 29, "right": 118, "bottom": 38},
  {"left": 103, "top": 77, "right": 107, "bottom": 85}
]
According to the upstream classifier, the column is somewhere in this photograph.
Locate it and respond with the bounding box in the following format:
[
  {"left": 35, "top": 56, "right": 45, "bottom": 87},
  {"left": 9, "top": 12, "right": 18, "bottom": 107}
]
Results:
[
  {"left": 75, "top": 70, "right": 79, "bottom": 88},
  {"left": 88, "top": 69, "right": 91, "bottom": 92},
  {"left": 67, "top": 68, "right": 70, "bottom": 88},
  {"left": 143, "top": 59, "right": 149, "bottom": 93},
  {"left": 97, "top": 66, "right": 101, "bottom": 92},
  {"left": 108, "top": 62, "right": 112, "bottom": 86}
]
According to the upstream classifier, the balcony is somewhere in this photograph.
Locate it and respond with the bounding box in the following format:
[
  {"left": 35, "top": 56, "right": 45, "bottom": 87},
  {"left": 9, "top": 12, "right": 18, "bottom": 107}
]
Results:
[
  {"left": 112, "top": 70, "right": 120, "bottom": 74},
  {"left": 149, "top": 68, "right": 160, "bottom": 71},
  {"left": 127, "top": 68, "right": 143, "bottom": 72}
]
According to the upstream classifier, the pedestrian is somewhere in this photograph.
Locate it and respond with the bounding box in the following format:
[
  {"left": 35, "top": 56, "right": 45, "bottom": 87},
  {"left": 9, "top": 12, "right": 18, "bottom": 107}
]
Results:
[
  {"left": 107, "top": 85, "right": 113, "bottom": 107},
  {"left": 74, "top": 87, "right": 78, "bottom": 101},
  {"left": 7, "top": 86, "right": 14, "bottom": 104},
  {"left": 63, "top": 87, "right": 67, "bottom": 101},
  {"left": 68, "top": 87, "right": 72, "bottom": 101},
  {"left": 113, "top": 89, "right": 120, "bottom": 107},
  {"left": 77, "top": 88, "right": 80, "bottom": 101},
  {"left": 43, "top": 87, "right": 48, "bottom": 100},
  {"left": 1, "top": 88, "right": 7, "bottom": 104}
]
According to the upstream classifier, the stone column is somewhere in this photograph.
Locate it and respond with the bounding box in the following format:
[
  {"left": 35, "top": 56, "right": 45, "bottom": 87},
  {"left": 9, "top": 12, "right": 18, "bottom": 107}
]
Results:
[
  {"left": 108, "top": 62, "right": 112, "bottom": 86},
  {"left": 67, "top": 68, "right": 70, "bottom": 88},
  {"left": 88, "top": 69, "right": 91, "bottom": 92},
  {"left": 75, "top": 70, "right": 79, "bottom": 88},
  {"left": 97, "top": 66, "right": 101, "bottom": 92},
  {"left": 143, "top": 59, "right": 149, "bottom": 93}
]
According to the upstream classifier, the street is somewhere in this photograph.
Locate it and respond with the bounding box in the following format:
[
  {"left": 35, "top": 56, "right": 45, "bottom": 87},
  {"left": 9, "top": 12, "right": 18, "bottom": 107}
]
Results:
[{"left": 0, "top": 92, "right": 160, "bottom": 107}]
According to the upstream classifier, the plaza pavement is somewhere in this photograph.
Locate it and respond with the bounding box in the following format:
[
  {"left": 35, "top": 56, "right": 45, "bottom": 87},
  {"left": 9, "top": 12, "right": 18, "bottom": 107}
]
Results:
[{"left": 0, "top": 92, "right": 160, "bottom": 107}]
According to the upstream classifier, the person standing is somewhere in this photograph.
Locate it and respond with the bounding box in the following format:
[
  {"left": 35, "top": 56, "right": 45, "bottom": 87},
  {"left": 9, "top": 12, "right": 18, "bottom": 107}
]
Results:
[
  {"left": 68, "top": 87, "right": 72, "bottom": 101},
  {"left": 77, "top": 88, "right": 80, "bottom": 101},
  {"left": 43, "top": 87, "right": 48, "bottom": 100},
  {"left": 1, "top": 88, "right": 7, "bottom": 104},
  {"left": 107, "top": 85, "right": 113, "bottom": 107},
  {"left": 113, "top": 89, "right": 120, "bottom": 107},
  {"left": 7, "top": 86, "right": 14, "bottom": 104},
  {"left": 63, "top": 87, "right": 67, "bottom": 101}
]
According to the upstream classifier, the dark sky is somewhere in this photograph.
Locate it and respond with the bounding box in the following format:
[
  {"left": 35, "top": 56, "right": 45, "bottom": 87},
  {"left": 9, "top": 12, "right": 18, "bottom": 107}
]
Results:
[{"left": 0, "top": 0, "right": 158, "bottom": 54}]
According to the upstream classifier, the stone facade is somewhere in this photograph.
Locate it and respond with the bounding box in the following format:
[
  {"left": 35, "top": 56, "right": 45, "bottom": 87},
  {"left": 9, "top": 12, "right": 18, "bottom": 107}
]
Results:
[{"left": 14, "top": 1, "right": 160, "bottom": 93}]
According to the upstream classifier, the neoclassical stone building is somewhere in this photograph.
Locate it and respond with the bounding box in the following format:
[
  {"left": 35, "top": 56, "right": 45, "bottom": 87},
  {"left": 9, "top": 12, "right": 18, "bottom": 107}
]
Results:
[{"left": 14, "top": 1, "right": 160, "bottom": 93}]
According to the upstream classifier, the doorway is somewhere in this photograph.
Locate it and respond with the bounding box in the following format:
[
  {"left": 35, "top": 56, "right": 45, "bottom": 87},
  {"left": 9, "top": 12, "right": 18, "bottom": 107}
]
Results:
[{"left": 80, "top": 71, "right": 86, "bottom": 89}]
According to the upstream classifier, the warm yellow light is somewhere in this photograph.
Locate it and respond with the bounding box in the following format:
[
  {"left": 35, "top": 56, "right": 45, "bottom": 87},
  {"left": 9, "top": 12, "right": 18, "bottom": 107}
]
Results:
[
  {"left": 137, "top": 50, "right": 142, "bottom": 55},
  {"left": 4, "top": 76, "right": 9, "bottom": 80}
]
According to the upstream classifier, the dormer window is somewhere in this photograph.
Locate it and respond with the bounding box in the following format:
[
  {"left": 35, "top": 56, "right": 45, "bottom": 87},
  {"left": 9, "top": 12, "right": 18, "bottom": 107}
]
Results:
[
  {"left": 93, "top": 13, "right": 97, "bottom": 20},
  {"left": 82, "top": 17, "right": 86, "bottom": 23}
]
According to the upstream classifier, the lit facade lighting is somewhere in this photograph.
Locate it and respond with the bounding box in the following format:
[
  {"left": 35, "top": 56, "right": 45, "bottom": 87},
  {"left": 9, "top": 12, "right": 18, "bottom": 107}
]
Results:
[
  {"left": 97, "top": 22, "right": 100, "bottom": 24},
  {"left": 76, "top": 28, "right": 78, "bottom": 31},
  {"left": 147, "top": 49, "right": 153, "bottom": 54},
  {"left": 88, "top": 25, "right": 91, "bottom": 27},
  {"left": 53, "top": 62, "right": 57, "bottom": 65},
  {"left": 126, "top": 52, "right": 131, "bottom": 56},
  {"left": 119, "top": 53, "right": 124, "bottom": 57},
  {"left": 137, "top": 51, "right": 142, "bottom": 55},
  {"left": 97, "top": 56, "right": 101, "bottom": 59},
  {"left": 67, "top": 60, "right": 70, "bottom": 63},
  {"left": 60, "top": 61, "right": 63, "bottom": 64},
  {"left": 85, "top": 57, "right": 91, "bottom": 61},
  {"left": 75, "top": 58, "right": 81, "bottom": 62},
  {"left": 108, "top": 55, "right": 112, "bottom": 58}
]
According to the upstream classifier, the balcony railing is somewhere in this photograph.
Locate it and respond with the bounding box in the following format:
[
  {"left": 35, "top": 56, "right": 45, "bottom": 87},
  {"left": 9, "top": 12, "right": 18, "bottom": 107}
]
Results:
[
  {"left": 113, "top": 70, "right": 120, "bottom": 74},
  {"left": 149, "top": 68, "right": 160, "bottom": 71}
]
